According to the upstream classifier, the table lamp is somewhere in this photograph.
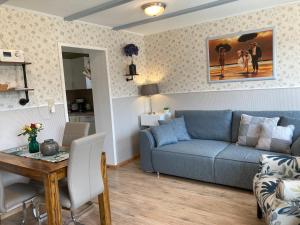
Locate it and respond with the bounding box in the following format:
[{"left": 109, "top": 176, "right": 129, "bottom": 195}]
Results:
[{"left": 140, "top": 83, "right": 159, "bottom": 114}]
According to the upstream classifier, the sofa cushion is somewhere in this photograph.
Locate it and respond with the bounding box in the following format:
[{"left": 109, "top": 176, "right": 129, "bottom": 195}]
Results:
[
  {"left": 237, "top": 114, "right": 279, "bottom": 147},
  {"left": 214, "top": 144, "right": 283, "bottom": 189},
  {"left": 150, "top": 124, "right": 178, "bottom": 147},
  {"left": 152, "top": 140, "right": 230, "bottom": 182},
  {"left": 256, "top": 124, "right": 295, "bottom": 154},
  {"left": 155, "top": 139, "right": 230, "bottom": 157},
  {"left": 175, "top": 110, "right": 232, "bottom": 142},
  {"left": 280, "top": 117, "right": 300, "bottom": 142},
  {"left": 232, "top": 111, "right": 300, "bottom": 143},
  {"left": 158, "top": 117, "right": 191, "bottom": 141},
  {"left": 216, "top": 144, "right": 283, "bottom": 164}
]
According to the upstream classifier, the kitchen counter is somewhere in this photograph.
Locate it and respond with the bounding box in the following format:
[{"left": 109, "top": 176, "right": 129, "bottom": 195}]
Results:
[{"left": 68, "top": 111, "right": 94, "bottom": 116}]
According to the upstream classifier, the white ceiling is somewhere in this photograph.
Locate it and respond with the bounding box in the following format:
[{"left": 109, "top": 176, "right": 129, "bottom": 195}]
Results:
[{"left": 3, "top": 0, "right": 300, "bottom": 35}]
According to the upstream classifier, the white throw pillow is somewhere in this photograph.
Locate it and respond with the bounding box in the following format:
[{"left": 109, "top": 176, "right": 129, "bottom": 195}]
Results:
[
  {"left": 237, "top": 114, "right": 280, "bottom": 147},
  {"left": 256, "top": 124, "right": 295, "bottom": 154}
]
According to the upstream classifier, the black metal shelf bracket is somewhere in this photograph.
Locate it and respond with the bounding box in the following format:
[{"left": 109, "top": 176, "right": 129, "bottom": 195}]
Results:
[{"left": 19, "top": 63, "right": 30, "bottom": 105}]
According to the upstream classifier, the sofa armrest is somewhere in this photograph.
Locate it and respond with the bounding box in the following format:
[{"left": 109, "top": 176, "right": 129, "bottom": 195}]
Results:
[
  {"left": 259, "top": 154, "right": 298, "bottom": 177},
  {"left": 139, "top": 129, "right": 155, "bottom": 172},
  {"left": 291, "top": 136, "right": 300, "bottom": 156},
  {"left": 276, "top": 179, "right": 300, "bottom": 201}
]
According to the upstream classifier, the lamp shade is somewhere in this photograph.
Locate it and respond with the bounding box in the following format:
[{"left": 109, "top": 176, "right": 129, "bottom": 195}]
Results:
[{"left": 140, "top": 83, "right": 159, "bottom": 96}]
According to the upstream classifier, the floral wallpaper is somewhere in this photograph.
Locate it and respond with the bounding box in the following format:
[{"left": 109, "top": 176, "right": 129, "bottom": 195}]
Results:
[
  {"left": 1, "top": 2, "right": 300, "bottom": 110},
  {"left": 144, "top": 2, "right": 300, "bottom": 94},
  {"left": 0, "top": 6, "right": 147, "bottom": 109}
]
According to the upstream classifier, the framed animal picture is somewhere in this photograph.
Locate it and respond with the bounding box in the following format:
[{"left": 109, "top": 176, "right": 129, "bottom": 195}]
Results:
[{"left": 207, "top": 28, "right": 275, "bottom": 83}]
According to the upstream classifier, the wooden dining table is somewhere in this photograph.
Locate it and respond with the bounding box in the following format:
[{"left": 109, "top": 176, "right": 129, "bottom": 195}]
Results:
[{"left": 0, "top": 150, "right": 112, "bottom": 225}]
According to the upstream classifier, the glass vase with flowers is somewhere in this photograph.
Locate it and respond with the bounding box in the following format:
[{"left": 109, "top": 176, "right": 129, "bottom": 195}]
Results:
[{"left": 18, "top": 123, "right": 43, "bottom": 153}]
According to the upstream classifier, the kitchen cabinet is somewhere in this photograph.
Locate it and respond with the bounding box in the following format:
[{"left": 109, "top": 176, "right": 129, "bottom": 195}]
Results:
[{"left": 63, "top": 57, "right": 91, "bottom": 90}]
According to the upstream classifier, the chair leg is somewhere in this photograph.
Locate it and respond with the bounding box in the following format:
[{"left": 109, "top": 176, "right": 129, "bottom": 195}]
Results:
[
  {"left": 32, "top": 198, "right": 38, "bottom": 219},
  {"left": 71, "top": 211, "right": 82, "bottom": 225},
  {"left": 21, "top": 202, "right": 27, "bottom": 225},
  {"left": 71, "top": 211, "right": 76, "bottom": 223},
  {"left": 257, "top": 202, "right": 263, "bottom": 219}
]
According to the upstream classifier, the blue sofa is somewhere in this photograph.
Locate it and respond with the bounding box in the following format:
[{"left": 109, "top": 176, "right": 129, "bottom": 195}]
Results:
[{"left": 139, "top": 110, "right": 300, "bottom": 190}]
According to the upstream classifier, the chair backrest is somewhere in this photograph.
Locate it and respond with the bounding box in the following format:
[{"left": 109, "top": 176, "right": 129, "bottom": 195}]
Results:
[
  {"left": 62, "top": 122, "right": 90, "bottom": 147},
  {"left": 67, "top": 133, "right": 106, "bottom": 210}
]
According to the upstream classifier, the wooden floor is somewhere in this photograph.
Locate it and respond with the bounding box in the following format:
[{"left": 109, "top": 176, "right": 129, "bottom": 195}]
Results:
[{"left": 2, "top": 160, "right": 264, "bottom": 225}]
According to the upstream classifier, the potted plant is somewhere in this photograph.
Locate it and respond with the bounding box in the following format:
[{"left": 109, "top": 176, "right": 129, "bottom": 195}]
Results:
[
  {"left": 124, "top": 44, "right": 139, "bottom": 76},
  {"left": 18, "top": 123, "right": 43, "bottom": 153}
]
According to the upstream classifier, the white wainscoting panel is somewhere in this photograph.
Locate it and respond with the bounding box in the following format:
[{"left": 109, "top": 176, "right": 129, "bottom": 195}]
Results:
[
  {"left": 151, "top": 88, "right": 300, "bottom": 112},
  {"left": 112, "top": 96, "right": 147, "bottom": 164},
  {"left": 0, "top": 104, "right": 66, "bottom": 150}
]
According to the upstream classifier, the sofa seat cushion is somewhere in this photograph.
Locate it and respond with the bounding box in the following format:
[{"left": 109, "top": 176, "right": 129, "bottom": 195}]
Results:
[
  {"left": 152, "top": 140, "right": 230, "bottom": 182},
  {"left": 155, "top": 139, "right": 230, "bottom": 157},
  {"left": 254, "top": 174, "right": 300, "bottom": 225},
  {"left": 214, "top": 144, "right": 283, "bottom": 189},
  {"left": 217, "top": 144, "right": 283, "bottom": 163}
]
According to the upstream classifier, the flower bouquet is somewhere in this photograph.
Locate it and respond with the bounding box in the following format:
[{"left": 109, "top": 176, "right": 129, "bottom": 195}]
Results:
[{"left": 18, "top": 123, "right": 43, "bottom": 153}]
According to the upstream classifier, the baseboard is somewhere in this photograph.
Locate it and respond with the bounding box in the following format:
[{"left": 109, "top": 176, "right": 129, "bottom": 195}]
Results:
[{"left": 107, "top": 155, "right": 140, "bottom": 169}]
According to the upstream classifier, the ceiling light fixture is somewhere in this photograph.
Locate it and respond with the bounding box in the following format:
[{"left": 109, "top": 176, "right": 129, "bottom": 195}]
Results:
[{"left": 142, "top": 2, "right": 166, "bottom": 17}]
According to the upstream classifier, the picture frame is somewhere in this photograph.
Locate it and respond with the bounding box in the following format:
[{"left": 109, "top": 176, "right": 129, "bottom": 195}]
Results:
[{"left": 207, "top": 27, "right": 276, "bottom": 83}]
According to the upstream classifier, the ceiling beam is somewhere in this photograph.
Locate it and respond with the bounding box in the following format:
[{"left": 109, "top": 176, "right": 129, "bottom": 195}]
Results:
[
  {"left": 64, "top": 0, "right": 135, "bottom": 21},
  {"left": 0, "top": 0, "right": 8, "bottom": 5},
  {"left": 113, "top": 0, "right": 238, "bottom": 30}
]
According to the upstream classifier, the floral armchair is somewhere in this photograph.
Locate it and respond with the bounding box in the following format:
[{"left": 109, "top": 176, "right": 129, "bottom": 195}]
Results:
[{"left": 253, "top": 154, "right": 300, "bottom": 225}]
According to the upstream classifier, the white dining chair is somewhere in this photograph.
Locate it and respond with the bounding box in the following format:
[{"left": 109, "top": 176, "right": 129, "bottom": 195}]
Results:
[
  {"left": 38, "top": 133, "right": 106, "bottom": 225},
  {"left": 0, "top": 171, "right": 38, "bottom": 224},
  {"left": 62, "top": 122, "right": 90, "bottom": 147}
]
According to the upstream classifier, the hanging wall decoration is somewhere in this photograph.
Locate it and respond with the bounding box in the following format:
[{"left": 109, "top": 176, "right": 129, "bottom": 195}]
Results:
[
  {"left": 124, "top": 43, "right": 139, "bottom": 81},
  {"left": 207, "top": 28, "right": 275, "bottom": 83}
]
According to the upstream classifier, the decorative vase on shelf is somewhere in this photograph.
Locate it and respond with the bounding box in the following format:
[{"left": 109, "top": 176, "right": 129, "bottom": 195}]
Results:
[
  {"left": 129, "top": 62, "right": 137, "bottom": 75},
  {"left": 28, "top": 135, "right": 39, "bottom": 153}
]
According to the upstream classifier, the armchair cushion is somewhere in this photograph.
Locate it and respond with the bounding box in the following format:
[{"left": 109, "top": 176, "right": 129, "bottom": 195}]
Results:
[
  {"left": 276, "top": 179, "right": 300, "bottom": 202},
  {"left": 259, "top": 154, "right": 299, "bottom": 177}
]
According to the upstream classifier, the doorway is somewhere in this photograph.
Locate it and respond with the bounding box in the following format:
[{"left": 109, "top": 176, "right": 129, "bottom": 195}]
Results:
[
  {"left": 62, "top": 52, "right": 95, "bottom": 134},
  {"left": 58, "top": 43, "right": 117, "bottom": 165}
]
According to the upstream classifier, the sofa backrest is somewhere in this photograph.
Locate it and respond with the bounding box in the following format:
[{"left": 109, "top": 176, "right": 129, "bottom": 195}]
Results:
[
  {"left": 175, "top": 110, "right": 232, "bottom": 142},
  {"left": 232, "top": 111, "right": 300, "bottom": 143}
]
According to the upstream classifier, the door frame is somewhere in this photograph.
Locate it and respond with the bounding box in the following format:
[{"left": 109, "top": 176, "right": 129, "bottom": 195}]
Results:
[{"left": 57, "top": 42, "right": 117, "bottom": 165}]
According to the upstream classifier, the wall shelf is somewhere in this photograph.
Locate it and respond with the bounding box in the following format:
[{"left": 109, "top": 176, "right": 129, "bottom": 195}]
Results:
[
  {"left": 0, "top": 61, "right": 33, "bottom": 105},
  {"left": 0, "top": 61, "right": 31, "bottom": 66},
  {"left": 0, "top": 88, "right": 34, "bottom": 93}
]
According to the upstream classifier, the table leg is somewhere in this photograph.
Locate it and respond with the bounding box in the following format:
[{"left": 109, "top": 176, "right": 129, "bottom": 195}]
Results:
[
  {"left": 44, "top": 172, "right": 62, "bottom": 225},
  {"left": 99, "top": 152, "right": 112, "bottom": 225}
]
